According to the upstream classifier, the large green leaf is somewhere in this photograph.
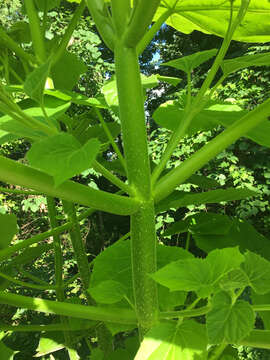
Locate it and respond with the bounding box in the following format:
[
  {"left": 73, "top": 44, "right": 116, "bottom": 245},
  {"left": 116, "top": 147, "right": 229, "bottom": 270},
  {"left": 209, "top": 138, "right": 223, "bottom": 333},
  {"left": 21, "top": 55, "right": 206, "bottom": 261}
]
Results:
[
  {"left": 193, "top": 218, "right": 270, "bottom": 259},
  {"left": 155, "top": 1, "right": 270, "bottom": 43},
  {"left": 24, "top": 61, "right": 51, "bottom": 104},
  {"left": 36, "top": 332, "right": 65, "bottom": 357},
  {"left": 90, "top": 240, "right": 192, "bottom": 311},
  {"left": 222, "top": 52, "right": 270, "bottom": 76},
  {"left": 206, "top": 291, "right": 255, "bottom": 344},
  {"left": 162, "top": 49, "right": 218, "bottom": 74},
  {"left": 51, "top": 50, "right": 87, "bottom": 91},
  {"left": 151, "top": 247, "right": 244, "bottom": 298},
  {"left": 78, "top": 123, "right": 121, "bottom": 145},
  {"left": 219, "top": 269, "right": 249, "bottom": 292},
  {"left": 135, "top": 320, "right": 207, "bottom": 360},
  {"left": 34, "top": 0, "right": 60, "bottom": 11},
  {"left": 88, "top": 280, "right": 127, "bottom": 305},
  {"left": 251, "top": 291, "right": 270, "bottom": 330},
  {"left": 27, "top": 133, "right": 100, "bottom": 186},
  {"left": 242, "top": 251, "right": 270, "bottom": 294},
  {"left": 0, "top": 339, "right": 16, "bottom": 360},
  {"left": 186, "top": 174, "right": 219, "bottom": 189},
  {"left": 0, "top": 214, "right": 17, "bottom": 250},
  {"left": 156, "top": 188, "right": 257, "bottom": 213}
]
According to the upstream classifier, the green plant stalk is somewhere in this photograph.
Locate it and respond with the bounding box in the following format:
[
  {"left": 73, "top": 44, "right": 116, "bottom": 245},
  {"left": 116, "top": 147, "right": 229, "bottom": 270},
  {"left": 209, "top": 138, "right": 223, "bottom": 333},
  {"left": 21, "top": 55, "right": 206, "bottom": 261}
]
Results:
[
  {"left": 18, "top": 268, "right": 51, "bottom": 286},
  {"left": 85, "top": 0, "right": 115, "bottom": 50},
  {"left": 161, "top": 305, "right": 211, "bottom": 319},
  {"left": 151, "top": 0, "right": 250, "bottom": 185},
  {"left": 0, "top": 291, "right": 137, "bottom": 324},
  {"left": 24, "top": 0, "right": 47, "bottom": 62},
  {"left": 209, "top": 343, "right": 227, "bottom": 360},
  {"left": 52, "top": 1, "right": 86, "bottom": 65},
  {"left": 237, "top": 330, "right": 270, "bottom": 350},
  {"left": 0, "top": 322, "right": 94, "bottom": 332},
  {"left": 0, "top": 155, "right": 139, "bottom": 215},
  {"left": 137, "top": 8, "right": 172, "bottom": 55},
  {"left": 95, "top": 108, "right": 127, "bottom": 171},
  {"left": 0, "top": 271, "right": 57, "bottom": 291},
  {"left": 154, "top": 97, "right": 270, "bottom": 202},
  {"left": 114, "top": 45, "right": 158, "bottom": 335},
  {"left": 111, "top": 0, "right": 130, "bottom": 36},
  {"left": 63, "top": 201, "right": 92, "bottom": 302},
  {"left": 0, "top": 28, "right": 36, "bottom": 64},
  {"left": 123, "top": 0, "right": 161, "bottom": 48},
  {"left": 0, "top": 186, "right": 42, "bottom": 196},
  {"left": 47, "top": 197, "right": 64, "bottom": 299},
  {"left": 93, "top": 160, "right": 133, "bottom": 195}
]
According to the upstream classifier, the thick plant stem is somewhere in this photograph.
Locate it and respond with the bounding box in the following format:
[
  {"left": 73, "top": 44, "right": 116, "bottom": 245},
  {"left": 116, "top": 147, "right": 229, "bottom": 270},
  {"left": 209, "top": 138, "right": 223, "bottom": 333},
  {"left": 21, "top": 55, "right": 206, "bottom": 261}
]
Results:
[{"left": 114, "top": 45, "right": 158, "bottom": 335}]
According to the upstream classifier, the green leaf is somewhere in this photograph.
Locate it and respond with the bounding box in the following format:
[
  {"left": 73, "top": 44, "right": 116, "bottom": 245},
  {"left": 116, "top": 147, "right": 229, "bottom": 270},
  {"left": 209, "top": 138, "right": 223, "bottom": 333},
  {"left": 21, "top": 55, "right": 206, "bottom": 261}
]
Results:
[
  {"left": 24, "top": 61, "right": 51, "bottom": 104},
  {"left": 156, "top": 1, "right": 270, "bottom": 43},
  {"left": 8, "top": 21, "right": 31, "bottom": 44},
  {"left": 36, "top": 332, "right": 65, "bottom": 357},
  {"left": 193, "top": 218, "right": 270, "bottom": 260},
  {"left": 0, "top": 214, "right": 17, "bottom": 250},
  {"left": 151, "top": 247, "right": 244, "bottom": 298},
  {"left": 156, "top": 188, "right": 257, "bottom": 213},
  {"left": 51, "top": 50, "right": 87, "bottom": 91},
  {"left": 251, "top": 291, "right": 270, "bottom": 330},
  {"left": 156, "top": 75, "right": 181, "bottom": 86},
  {"left": 206, "top": 291, "right": 255, "bottom": 344},
  {"left": 27, "top": 133, "right": 100, "bottom": 187},
  {"left": 163, "top": 220, "right": 189, "bottom": 237},
  {"left": 34, "top": 0, "right": 60, "bottom": 11},
  {"left": 90, "top": 240, "right": 192, "bottom": 310},
  {"left": 88, "top": 280, "right": 127, "bottom": 304},
  {"left": 186, "top": 174, "right": 219, "bottom": 189},
  {"left": 135, "top": 320, "right": 207, "bottom": 360},
  {"left": 242, "top": 251, "right": 270, "bottom": 294},
  {"left": 188, "top": 212, "right": 233, "bottom": 236},
  {"left": 0, "top": 340, "right": 16, "bottom": 360},
  {"left": 78, "top": 123, "right": 121, "bottom": 145},
  {"left": 91, "top": 348, "right": 104, "bottom": 360},
  {"left": 219, "top": 269, "right": 249, "bottom": 291},
  {"left": 222, "top": 52, "right": 270, "bottom": 76},
  {"left": 10, "top": 243, "right": 53, "bottom": 266},
  {"left": 162, "top": 49, "right": 218, "bottom": 74}
]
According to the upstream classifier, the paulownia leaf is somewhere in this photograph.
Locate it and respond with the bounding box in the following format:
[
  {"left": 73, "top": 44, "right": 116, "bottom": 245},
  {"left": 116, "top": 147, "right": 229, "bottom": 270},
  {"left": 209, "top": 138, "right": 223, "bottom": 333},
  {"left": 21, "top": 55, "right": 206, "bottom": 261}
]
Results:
[
  {"left": 36, "top": 331, "right": 65, "bottom": 357},
  {"left": 24, "top": 61, "right": 51, "bottom": 104},
  {"left": 78, "top": 123, "right": 121, "bottom": 145},
  {"left": 206, "top": 291, "right": 255, "bottom": 344},
  {"left": 186, "top": 174, "right": 219, "bottom": 189},
  {"left": 193, "top": 218, "right": 270, "bottom": 259},
  {"left": 0, "top": 214, "right": 17, "bottom": 250},
  {"left": 251, "top": 291, "right": 270, "bottom": 330},
  {"left": 156, "top": 188, "right": 257, "bottom": 213},
  {"left": 51, "top": 50, "right": 87, "bottom": 91},
  {"left": 162, "top": 49, "right": 218, "bottom": 74},
  {"left": 219, "top": 268, "right": 249, "bottom": 291},
  {"left": 155, "top": 0, "right": 270, "bottom": 43},
  {"left": 242, "top": 251, "right": 270, "bottom": 294},
  {"left": 8, "top": 21, "right": 31, "bottom": 44},
  {"left": 222, "top": 52, "right": 270, "bottom": 76},
  {"left": 151, "top": 247, "right": 244, "bottom": 298},
  {"left": 34, "top": 0, "right": 60, "bottom": 11},
  {"left": 156, "top": 75, "right": 181, "bottom": 86},
  {"left": 88, "top": 280, "right": 127, "bottom": 304},
  {"left": 135, "top": 320, "right": 207, "bottom": 360},
  {"left": 10, "top": 243, "right": 53, "bottom": 266},
  {"left": 27, "top": 133, "right": 100, "bottom": 187}
]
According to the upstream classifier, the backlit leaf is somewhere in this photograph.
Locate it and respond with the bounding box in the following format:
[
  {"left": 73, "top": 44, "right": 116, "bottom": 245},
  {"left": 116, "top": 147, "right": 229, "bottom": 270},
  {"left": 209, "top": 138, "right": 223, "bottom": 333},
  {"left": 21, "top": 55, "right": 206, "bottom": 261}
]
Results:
[
  {"left": 222, "top": 52, "right": 270, "bottom": 76},
  {"left": 24, "top": 61, "right": 51, "bottom": 103},
  {"left": 156, "top": 1, "right": 270, "bottom": 43},
  {"left": 151, "top": 247, "right": 244, "bottom": 298},
  {"left": 206, "top": 291, "right": 255, "bottom": 343},
  {"left": 27, "top": 133, "right": 100, "bottom": 186},
  {"left": 219, "top": 269, "right": 249, "bottom": 291},
  {"left": 162, "top": 49, "right": 218, "bottom": 74},
  {"left": 88, "top": 280, "right": 127, "bottom": 304},
  {"left": 135, "top": 320, "right": 207, "bottom": 360}
]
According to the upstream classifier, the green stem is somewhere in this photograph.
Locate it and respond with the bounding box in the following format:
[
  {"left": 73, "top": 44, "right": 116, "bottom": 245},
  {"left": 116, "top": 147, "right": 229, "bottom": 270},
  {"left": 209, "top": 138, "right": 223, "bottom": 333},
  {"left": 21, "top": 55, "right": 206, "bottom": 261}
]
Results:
[
  {"left": 160, "top": 305, "right": 210, "bottom": 319},
  {"left": 123, "top": 0, "right": 161, "bottom": 48},
  {"left": 47, "top": 197, "right": 64, "bottom": 299},
  {"left": 137, "top": 8, "right": 172, "bottom": 55},
  {"left": 62, "top": 201, "right": 93, "bottom": 304},
  {"left": 154, "top": 97, "right": 270, "bottom": 202},
  {"left": 237, "top": 330, "right": 270, "bottom": 350},
  {"left": 18, "top": 268, "right": 51, "bottom": 286},
  {"left": 114, "top": 44, "right": 158, "bottom": 335},
  {"left": 0, "top": 270, "right": 56, "bottom": 291},
  {"left": 24, "top": 0, "right": 47, "bottom": 62},
  {"left": 0, "top": 155, "right": 139, "bottom": 216},
  {"left": 0, "top": 186, "right": 42, "bottom": 196},
  {"left": 93, "top": 160, "right": 133, "bottom": 195},
  {"left": 151, "top": 0, "right": 250, "bottom": 185},
  {"left": 95, "top": 108, "right": 127, "bottom": 172},
  {"left": 52, "top": 1, "right": 86, "bottom": 65},
  {"left": 85, "top": 0, "right": 115, "bottom": 50},
  {"left": 209, "top": 343, "right": 227, "bottom": 360},
  {"left": 0, "top": 291, "right": 137, "bottom": 324},
  {"left": 0, "top": 322, "right": 94, "bottom": 332}
]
